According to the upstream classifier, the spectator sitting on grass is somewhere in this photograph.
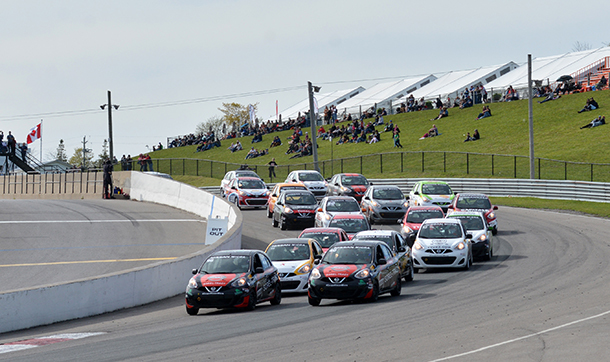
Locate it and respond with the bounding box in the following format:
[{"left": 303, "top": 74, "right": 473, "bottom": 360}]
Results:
[
  {"left": 596, "top": 75, "right": 607, "bottom": 90},
  {"left": 251, "top": 132, "right": 262, "bottom": 143},
  {"left": 476, "top": 105, "right": 492, "bottom": 120},
  {"left": 580, "top": 115, "right": 606, "bottom": 129},
  {"left": 270, "top": 135, "right": 282, "bottom": 148},
  {"left": 228, "top": 140, "right": 243, "bottom": 153},
  {"left": 245, "top": 147, "right": 257, "bottom": 159},
  {"left": 432, "top": 107, "right": 448, "bottom": 120},
  {"left": 578, "top": 98, "right": 599, "bottom": 113},
  {"left": 538, "top": 92, "right": 561, "bottom": 104},
  {"left": 384, "top": 120, "right": 394, "bottom": 132}
]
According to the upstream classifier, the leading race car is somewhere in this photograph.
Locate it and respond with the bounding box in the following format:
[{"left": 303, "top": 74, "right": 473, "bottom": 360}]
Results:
[
  {"left": 308, "top": 240, "right": 402, "bottom": 306},
  {"left": 220, "top": 169, "right": 261, "bottom": 194},
  {"left": 325, "top": 173, "right": 370, "bottom": 202},
  {"left": 185, "top": 250, "right": 281, "bottom": 315},
  {"left": 410, "top": 218, "right": 473, "bottom": 272},
  {"left": 265, "top": 238, "right": 323, "bottom": 293},
  {"left": 298, "top": 227, "right": 350, "bottom": 252},
  {"left": 446, "top": 211, "right": 494, "bottom": 260},
  {"left": 361, "top": 185, "right": 409, "bottom": 225},
  {"left": 447, "top": 193, "right": 499, "bottom": 235},
  {"left": 353, "top": 230, "right": 414, "bottom": 282},
  {"left": 315, "top": 196, "right": 363, "bottom": 228},
  {"left": 408, "top": 180, "right": 455, "bottom": 213},
  {"left": 223, "top": 177, "right": 270, "bottom": 209}
]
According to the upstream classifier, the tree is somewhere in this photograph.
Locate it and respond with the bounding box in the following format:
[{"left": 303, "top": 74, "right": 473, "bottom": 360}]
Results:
[
  {"left": 69, "top": 147, "right": 94, "bottom": 169},
  {"left": 47, "top": 139, "right": 67, "bottom": 162},
  {"left": 93, "top": 139, "right": 110, "bottom": 167},
  {"left": 572, "top": 41, "right": 592, "bottom": 52},
  {"left": 196, "top": 116, "right": 226, "bottom": 138},
  {"left": 218, "top": 102, "right": 258, "bottom": 128}
]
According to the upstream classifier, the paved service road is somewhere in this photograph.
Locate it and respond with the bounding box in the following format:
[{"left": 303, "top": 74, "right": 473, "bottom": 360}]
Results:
[
  {"left": 1, "top": 206, "right": 610, "bottom": 362},
  {"left": 0, "top": 199, "right": 208, "bottom": 292}
]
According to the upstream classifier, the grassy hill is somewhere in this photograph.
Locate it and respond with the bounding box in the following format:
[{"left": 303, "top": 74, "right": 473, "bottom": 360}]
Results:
[{"left": 149, "top": 89, "right": 609, "bottom": 185}]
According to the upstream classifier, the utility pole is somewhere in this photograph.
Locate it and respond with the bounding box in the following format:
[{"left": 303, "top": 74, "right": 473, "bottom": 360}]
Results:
[
  {"left": 81, "top": 136, "right": 91, "bottom": 170},
  {"left": 527, "top": 54, "right": 535, "bottom": 179},
  {"left": 308, "top": 81, "right": 321, "bottom": 173},
  {"left": 100, "top": 90, "right": 119, "bottom": 163}
]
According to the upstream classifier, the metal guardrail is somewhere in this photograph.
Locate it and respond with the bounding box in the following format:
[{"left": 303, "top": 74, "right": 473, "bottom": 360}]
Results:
[{"left": 201, "top": 177, "right": 610, "bottom": 203}]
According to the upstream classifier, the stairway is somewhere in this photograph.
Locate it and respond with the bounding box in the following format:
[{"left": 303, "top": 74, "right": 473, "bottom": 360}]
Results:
[{"left": 7, "top": 153, "right": 38, "bottom": 173}]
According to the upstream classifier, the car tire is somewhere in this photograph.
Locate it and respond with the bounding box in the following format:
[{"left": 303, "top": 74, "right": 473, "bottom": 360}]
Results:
[
  {"left": 186, "top": 305, "right": 199, "bottom": 316},
  {"left": 485, "top": 243, "right": 493, "bottom": 261},
  {"left": 233, "top": 197, "right": 241, "bottom": 210},
  {"left": 270, "top": 285, "right": 282, "bottom": 306},
  {"left": 492, "top": 226, "right": 498, "bottom": 236},
  {"left": 413, "top": 267, "right": 421, "bottom": 274},
  {"left": 463, "top": 253, "right": 472, "bottom": 271},
  {"left": 272, "top": 215, "right": 278, "bottom": 228},
  {"left": 246, "top": 290, "right": 257, "bottom": 311},
  {"left": 308, "top": 294, "right": 321, "bottom": 306},
  {"left": 280, "top": 218, "right": 287, "bottom": 230},
  {"left": 368, "top": 282, "right": 379, "bottom": 302},
  {"left": 404, "top": 263, "right": 414, "bottom": 282},
  {"left": 390, "top": 278, "right": 402, "bottom": 297},
  {"left": 267, "top": 207, "right": 272, "bottom": 218}
]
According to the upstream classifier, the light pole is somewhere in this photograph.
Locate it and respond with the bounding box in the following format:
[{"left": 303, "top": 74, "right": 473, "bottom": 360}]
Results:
[
  {"left": 527, "top": 54, "right": 535, "bottom": 179},
  {"left": 308, "top": 81, "right": 321, "bottom": 172},
  {"left": 100, "top": 90, "right": 119, "bottom": 163}
]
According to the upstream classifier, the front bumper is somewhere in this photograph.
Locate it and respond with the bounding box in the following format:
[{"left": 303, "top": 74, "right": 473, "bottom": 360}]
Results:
[
  {"left": 185, "top": 287, "right": 250, "bottom": 309},
  {"left": 471, "top": 241, "right": 490, "bottom": 258},
  {"left": 413, "top": 248, "right": 469, "bottom": 269},
  {"left": 238, "top": 196, "right": 269, "bottom": 207},
  {"left": 282, "top": 214, "right": 315, "bottom": 227},
  {"left": 369, "top": 206, "right": 407, "bottom": 223},
  {"left": 277, "top": 273, "right": 309, "bottom": 293},
  {"left": 308, "top": 278, "right": 373, "bottom": 300}
]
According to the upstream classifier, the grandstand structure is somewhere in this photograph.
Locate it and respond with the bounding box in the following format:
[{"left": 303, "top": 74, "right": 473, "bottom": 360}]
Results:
[{"left": 277, "top": 47, "right": 610, "bottom": 122}]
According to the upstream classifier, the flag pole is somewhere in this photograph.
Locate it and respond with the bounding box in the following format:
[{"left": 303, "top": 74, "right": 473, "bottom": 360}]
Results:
[{"left": 40, "top": 119, "right": 43, "bottom": 163}]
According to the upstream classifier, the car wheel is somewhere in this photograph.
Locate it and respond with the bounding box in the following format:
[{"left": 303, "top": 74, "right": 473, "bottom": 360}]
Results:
[
  {"left": 280, "top": 218, "right": 287, "bottom": 230},
  {"left": 404, "top": 263, "right": 414, "bottom": 282},
  {"left": 270, "top": 285, "right": 282, "bottom": 306},
  {"left": 233, "top": 197, "right": 241, "bottom": 210},
  {"left": 463, "top": 253, "right": 472, "bottom": 271},
  {"left": 413, "top": 267, "right": 421, "bottom": 274},
  {"left": 246, "top": 290, "right": 257, "bottom": 311},
  {"left": 186, "top": 305, "right": 199, "bottom": 316},
  {"left": 390, "top": 278, "right": 402, "bottom": 297},
  {"left": 485, "top": 243, "right": 493, "bottom": 261},
  {"left": 367, "top": 282, "right": 379, "bottom": 302},
  {"left": 267, "top": 207, "right": 272, "bottom": 218},
  {"left": 368, "top": 211, "right": 375, "bottom": 225},
  {"left": 308, "top": 294, "right": 321, "bottom": 306},
  {"left": 272, "top": 215, "right": 278, "bottom": 227},
  {"left": 492, "top": 226, "right": 498, "bottom": 236}
]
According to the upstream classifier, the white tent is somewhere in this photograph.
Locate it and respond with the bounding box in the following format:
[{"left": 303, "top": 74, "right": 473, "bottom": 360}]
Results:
[{"left": 278, "top": 86, "right": 365, "bottom": 121}]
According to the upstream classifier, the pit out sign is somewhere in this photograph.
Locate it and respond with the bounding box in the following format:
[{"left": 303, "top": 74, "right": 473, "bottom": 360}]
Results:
[{"left": 205, "top": 217, "right": 228, "bottom": 245}]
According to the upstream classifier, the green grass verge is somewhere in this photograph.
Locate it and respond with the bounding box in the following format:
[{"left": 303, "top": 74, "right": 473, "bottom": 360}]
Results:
[{"left": 491, "top": 197, "right": 610, "bottom": 219}]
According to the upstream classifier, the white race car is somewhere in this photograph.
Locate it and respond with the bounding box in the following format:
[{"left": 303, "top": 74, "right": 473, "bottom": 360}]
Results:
[
  {"left": 264, "top": 238, "right": 323, "bottom": 293},
  {"left": 285, "top": 170, "right": 328, "bottom": 198},
  {"left": 446, "top": 211, "right": 494, "bottom": 260},
  {"left": 410, "top": 218, "right": 473, "bottom": 272}
]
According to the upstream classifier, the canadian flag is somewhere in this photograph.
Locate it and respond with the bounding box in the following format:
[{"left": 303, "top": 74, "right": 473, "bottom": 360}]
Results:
[{"left": 26, "top": 123, "right": 41, "bottom": 144}]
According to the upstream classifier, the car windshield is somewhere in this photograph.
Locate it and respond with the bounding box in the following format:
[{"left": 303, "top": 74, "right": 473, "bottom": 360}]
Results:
[
  {"left": 298, "top": 172, "right": 324, "bottom": 181},
  {"left": 323, "top": 246, "right": 373, "bottom": 264},
  {"left": 406, "top": 209, "right": 444, "bottom": 223},
  {"left": 329, "top": 218, "right": 368, "bottom": 233},
  {"left": 451, "top": 216, "right": 485, "bottom": 230},
  {"left": 300, "top": 232, "right": 340, "bottom": 248},
  {"left": 354, "top": 236, "right": 393, "bottom": 249},
  {"left": 266, "top": 243, "right": 311, "bottom": 261},
  {"left": 285, "top": 194, "right": 317, "bottom": 205},
  {"left": 200, "top": 255, "right": 250, "bottom": 274},
  {"left": 236, "top": 171, "right": 258, "bottom": 178},
  {"left": 341, "top": 175, "right": 368, "bottom": 186},
  {"left": 419, "top": 223, "right": 463, "bottom": 239},
  {"left": 326, "top": 199, "right": 360, "bottom": 212},
  {"left": 237, "top": 180, "right": 265, "bottom": 189},
  {"left": 456, "top": 197, "right": 491, "bottom": 209},
  {"left": 372, "top": 188, "right": 404, "bottom": 200},
  {"left": 280, "top": 185, "right": 307, "bottom": 192},
  {"left": 421, "top": 183, "right": 452, "bottom": 195}
]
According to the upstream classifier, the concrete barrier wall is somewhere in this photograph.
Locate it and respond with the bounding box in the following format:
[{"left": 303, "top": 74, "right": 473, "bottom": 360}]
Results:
[{"left": 0, "top": 171, "right": 242, "bottom": 333}]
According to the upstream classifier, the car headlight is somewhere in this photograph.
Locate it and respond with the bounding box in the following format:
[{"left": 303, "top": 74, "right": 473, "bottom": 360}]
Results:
[
  {"left": 354, "top": 268, "right": 370, "bottom": 279},
  {"left": 324, "top": 214, "right": 331, "bottom": 220},
  {"left": 187, "top": 277, "right": 198, "bottom": 288},
  {"left": 478, "top": 234, "right": 487, "bottom": 242},
  {"left": 284, "top": 207, "right": 293, "bottom": 214},
  {"left": 403, "top": 201, "right": 409, "bottom": 207},
  {"left": 310, "top": 268, "right": 321, "bottom": 280},
  {"left": 488, "top": 212, "right": 495, "bottom": 219},
  {"left": 371, "top": 200, "right": 380, "bottom": 207},
  {"left": 413, "top": 241, "right": 423, "bottom": 250},
  {"left": 402, "top": 225, "right": 413, "bottom": 234},
  {"left": 231, "top": 277, "right": 247, "bottom": 287},
  {"left": 297, "top": 263, "right": 311, "bottom": 274},
  {"left": 455, "top": 242, "right": 466, "bottom": 250}
]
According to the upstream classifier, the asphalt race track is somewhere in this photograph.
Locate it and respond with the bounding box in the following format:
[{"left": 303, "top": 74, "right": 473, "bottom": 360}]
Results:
[
  {"left": 0, "top": 199, "right": 208, "bottom": 292},
  {"left": 1, "top": 203, "right": 610, "bottom": 361}
]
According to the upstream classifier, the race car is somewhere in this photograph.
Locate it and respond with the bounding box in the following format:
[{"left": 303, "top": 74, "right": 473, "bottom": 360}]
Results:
[
  {"left": 327, "top": 214, "right": 371, "bottom": 239},
  {"left": 267, "top": 182, "right": 308, "bottom": 218},
  {"left": 410, "top": 218, "right": 473, "bottom": 272},
  {"left": 400, "top": 206, "right": 445, "bottom": 244},
  {"left": 353, "top": 230, "right": 414, "bottom": 282},
  {"left": 298, "top": 227, "right": 350, "bottom": 252},
  {"left": 223, "top": 177, "right": 270, "bottom": 209},
  {"left": 285, "top": 170, "right": 328, "bottom": 198},
  {"left": 325, "top": 173, "right": 370, "bottom": 202},
  {"left": 220, "top": 169, "right": 261, "bottom": 194},
  {"left": 265, "top": 238, "right": 323, "bottom": 293},
  {"left": 447, "top": 193, "right": 498, "bottom": 235},
  {"left": 272, "top": 190, "right": 318, "bottom": 230},
  {"left": 308, "top": 240, "right": 402, "bottom": 305},
  {"left": 361, "top": 185, "right": 409, "bottom": 224},
  {"left": 315, "top": 196, "right": 363, "bottom": 228},
  {"left": 446, "top": 211, "right": 494, "bottom": 260},
  {"left": 408, "top": 180, "right": 455, "bottom": 213},
  {"left": 185, "top": 250, "right": 281, "bottom": 315}
]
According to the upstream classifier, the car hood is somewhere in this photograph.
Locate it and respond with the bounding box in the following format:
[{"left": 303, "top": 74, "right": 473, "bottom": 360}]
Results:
[
  {"left": 302, "top": 181, "right": 326, "bottom": 187},
  {"left": 272, "top": 259, "right": 311, "bottom": 273},
  {"left": 348, "top": 185, "right": 367, "bottom": 193},
  {"left": 197, "top": 273, "right": 239, "bottom": 287},
  {"left": 417, "top": 238, "right": 462, "bottom": 248},
  {"left": 468, "top": 230, "right": 487, "bottom": 242},
  {"left": 318, "top": 264, "right": 361, "bottom": 278},
  {"left": 239, "top": 188, "right": 268, "bottom": 195},
  {"left": 288, "top": 205, "right": 317, "bottom": 211},
  {"left": 375, "top": 199, "right": 406, "bottom": 207}
]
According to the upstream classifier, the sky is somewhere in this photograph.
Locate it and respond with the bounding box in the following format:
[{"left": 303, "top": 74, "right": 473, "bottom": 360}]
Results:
[{"left": 1, "top": 0, "right": 608, "bottom": 162}]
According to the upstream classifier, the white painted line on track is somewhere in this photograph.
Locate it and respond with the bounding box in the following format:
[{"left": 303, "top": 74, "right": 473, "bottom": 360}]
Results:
[
  {"left": 427, "top": 310, "right": 610, "bottom": 362},
  {"left": 0, "top": 332, "right": 106, "bottom": 355},
  {"left": 0, "top": 219, "right": 203, "bottom": 224}
]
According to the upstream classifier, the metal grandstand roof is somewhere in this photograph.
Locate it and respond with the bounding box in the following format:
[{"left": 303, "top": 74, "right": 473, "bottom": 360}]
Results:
[{"left": 278, "top": 86, "right": 365, "bottom": 120}]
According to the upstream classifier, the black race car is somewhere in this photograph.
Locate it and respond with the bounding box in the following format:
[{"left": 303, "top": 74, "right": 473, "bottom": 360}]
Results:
[
  {"left": 272, "top": 190, "right": 318, "bottom": 230},
  {"left": 308, "top": 240, "right": 402, "bottom": 306},
  {"left": 185, "top": 250, "right": 281, "bottom": 315}
]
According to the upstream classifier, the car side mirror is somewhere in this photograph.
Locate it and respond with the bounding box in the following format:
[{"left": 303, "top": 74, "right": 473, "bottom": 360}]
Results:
[
  {"left": 272, "top": 193, "right": 277, "bottom": 197},
  {"left": 277, "top": 202, "right": 283, "bottom": 206},
  {"left": 314, "top": 255, "right": 322, "bottom": 260},
  {"left": 378, "top": 258, "right": 387, "bottom": 265},
  {"left": 317, "top": 208, "right": 323, "bottom": 212},
  {"left": 397, "top": 219, "right": 402, "bottom": 224},
  {"left": 254, "top": 266, "right": 264, "bottom": 274},
  {"left": 231, "top": 186, "right": 236, "bottom": 190},
  {"left": 369, "top": 182, "right": 373, "bottom": 186},
  {"left": 493, "top": 205, "right": 498, "bottom": 210},
  {"left": 488, "top": 226, "right": 494, "bottom": 231},
  {"left": 334, "top": 183, "right": 340, "bottom": 186},
  {"left": 405, "top": 196, "right": 410, "bottom": 200},
  {"left": 466, "top": 233, "right": 473, "bottom": 239},
  {"left": 398, "top": 246, "right": 406, "bottom": 253},
  {"left": 361, "top": 208, "right": 367, "bottom": 213},
  {"left": 363, "top": 196, "right": 370, "bottom": 200},
  {"left": 314, "top": 259, "right": 320, "bottom": 265},
  {"left": 192, "top": 269, "right": 198, "bottom": 275}
]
